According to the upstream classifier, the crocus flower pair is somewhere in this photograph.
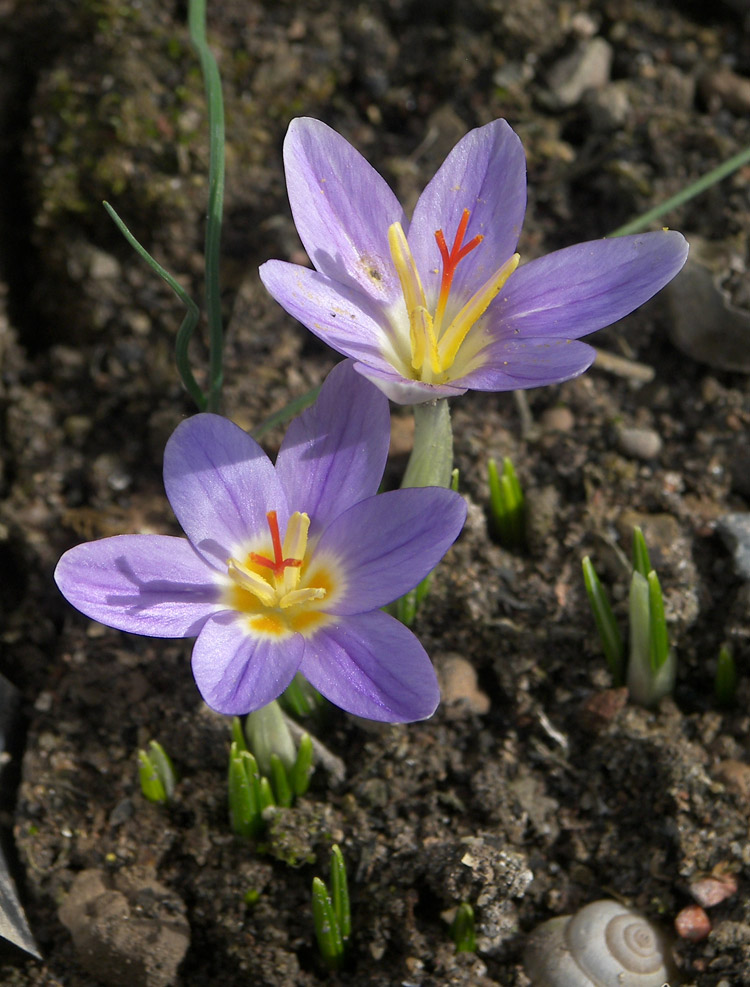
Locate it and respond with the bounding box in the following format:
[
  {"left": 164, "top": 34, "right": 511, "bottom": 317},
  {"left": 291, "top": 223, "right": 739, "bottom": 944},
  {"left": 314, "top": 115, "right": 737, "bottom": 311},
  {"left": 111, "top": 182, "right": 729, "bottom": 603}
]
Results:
[
  {"left": 260, "top": 118, "right": 688, "bottom": 405},
  {"left": 55, "top": 363, "right": 466, "bottom": 721}
]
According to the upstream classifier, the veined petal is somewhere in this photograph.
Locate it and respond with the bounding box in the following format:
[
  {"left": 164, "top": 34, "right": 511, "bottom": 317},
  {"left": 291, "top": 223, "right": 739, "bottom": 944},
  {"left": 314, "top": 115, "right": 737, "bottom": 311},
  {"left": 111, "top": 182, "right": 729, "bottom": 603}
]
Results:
[
  {"left": 299, "top": 611, "right": 440, "bottom": 721},
  {"left": 499, "top": 231, "right": 689, "bottom": 339},
  {"left": 409, "top": 119, "right": 527, "bottom": 305},
  {"left": 191, "top": 611, "right": 304, "bottom": 714},
  {"left": 54, "top": 535, "right": 222, "bottom": 637},
  {"left": 456, "top": 338, "right": 596, "bottom": 391},
  {"left": 276, "top": 361, "right": 390, "bottom": 535},
  {"left": 283, "top": 117, "right": 405, "bottom": 305},
  {"left": 259, "top": 260, "right": 406, "bottom": 374},
  {"left": 314, "top": 488, "right": 466, "bottom": 614},
  {"left": 164, "top": 413, "right": 286, "bottom": 567},
  {"left": 352, "top": 361, "right": 469, "bottom": 405}
]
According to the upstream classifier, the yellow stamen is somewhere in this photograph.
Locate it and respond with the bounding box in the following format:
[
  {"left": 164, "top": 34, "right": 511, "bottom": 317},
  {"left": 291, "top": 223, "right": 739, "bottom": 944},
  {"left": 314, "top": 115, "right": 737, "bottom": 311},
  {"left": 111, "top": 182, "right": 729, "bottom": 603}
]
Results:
[
  {"left": 279, "top": 586, "right": 327, "bottom": 609},
  {"left": 227, "top": 558, "right": 277, "bottom": 608},
  {"left": 280, "top": 511, "right": 310, "bottom": 596},
  {"left": 437, "top": 253, "right": 520, "bottom": 371},
  {"left": 388, "top": 222, "right": 442, "bottom": 373}
]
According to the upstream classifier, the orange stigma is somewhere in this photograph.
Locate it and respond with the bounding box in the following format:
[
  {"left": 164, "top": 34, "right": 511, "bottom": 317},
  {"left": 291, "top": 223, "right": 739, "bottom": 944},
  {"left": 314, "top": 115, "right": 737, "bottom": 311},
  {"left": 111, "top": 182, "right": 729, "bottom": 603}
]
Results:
[
  {"left": 248, "top": 511, "right": 303, "bottom": 577},
  {"left": 433, "top": 209, "right": 483, "bottom": 331}
]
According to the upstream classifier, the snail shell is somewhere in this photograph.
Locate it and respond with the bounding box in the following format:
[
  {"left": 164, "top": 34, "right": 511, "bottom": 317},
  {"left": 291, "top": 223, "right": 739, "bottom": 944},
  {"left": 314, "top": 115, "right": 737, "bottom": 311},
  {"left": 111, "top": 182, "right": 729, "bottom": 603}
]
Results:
[{"left": 523, "top": 899, "right": 677, "bottom": 986}]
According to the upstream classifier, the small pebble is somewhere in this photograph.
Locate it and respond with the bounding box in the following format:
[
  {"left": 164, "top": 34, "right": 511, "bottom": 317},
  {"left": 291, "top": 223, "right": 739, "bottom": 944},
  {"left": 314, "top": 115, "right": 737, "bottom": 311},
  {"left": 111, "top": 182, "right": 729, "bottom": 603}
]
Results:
[
  {"left": 540, "top": 406, "right": 574, "bottom": 432},
  {"left": 675, "top": 904, "right": 712, "bottom": 942},
  {"left": 579, "top": 687, "right": 629, "bottom": 733},
  {"left": 616, "top": 425, "right": 662, "bottom": 460},
  {"left": 436, "top": 654, "right": 490, "bottom": 716},
  {"left": 544, "top": 37, "right": 613, "bottom": 108},
  {"left": 699, "top": 66, "right": 750, "bottom": 114},
  {"left": 716, "top": 514, "right": 750, "bottom": 580},
  {"left": 714, "top": 759, "right": 750, "bottom": 801},
  {"left": 690, "top": 873, "right": 738, "bottom": 909}
]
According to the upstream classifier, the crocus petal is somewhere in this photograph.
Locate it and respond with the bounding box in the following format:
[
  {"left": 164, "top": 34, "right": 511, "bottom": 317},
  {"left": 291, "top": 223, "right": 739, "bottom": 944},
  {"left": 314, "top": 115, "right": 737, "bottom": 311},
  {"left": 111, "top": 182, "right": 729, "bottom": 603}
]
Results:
[
  {"left": 191, "top": 612, "right": 304, "bottom": 714},
  {"left": 457, "top": 338, "right": 596, "bottom": 391},
  {"left": 300, "top": 611, "right": 439, "bottom": 721},
  {"left": 499, "top": 231, "right": 689, "bottom": 339},
  {"left": 352, "top": 360, "right": 469, "bottom": 405},
  {"left": 409, "top": 119, "right": 527, "bottom": 303},
  {"left": 315, "top": 488, "right": 466, "bottom": 614},
  {"left": 276, "top": 361, "right": 390, "bottom": 534},
  {"left": 283, "top": 117, "right": 405, "bottom": 306},
  {"left": 164, "top": 413, "right": 286, "bottom": 567},
  {"left": 259, "top": 260, "right": 401, "bottom": 372},
  {"left": 54, "top": 535, "right": 221, "bottom": 637}
]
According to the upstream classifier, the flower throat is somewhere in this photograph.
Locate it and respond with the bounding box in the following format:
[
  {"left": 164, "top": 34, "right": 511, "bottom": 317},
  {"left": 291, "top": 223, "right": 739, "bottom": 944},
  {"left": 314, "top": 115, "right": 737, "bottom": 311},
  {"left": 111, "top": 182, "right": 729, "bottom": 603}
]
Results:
[{"left": 388, "top": 208, "right": 519, "bottom": 380}]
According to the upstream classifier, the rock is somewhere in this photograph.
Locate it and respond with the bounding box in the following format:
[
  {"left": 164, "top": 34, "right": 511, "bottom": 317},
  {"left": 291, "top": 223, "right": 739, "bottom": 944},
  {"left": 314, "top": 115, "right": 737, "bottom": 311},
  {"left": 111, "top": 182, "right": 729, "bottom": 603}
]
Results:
[
  {"left": 616, "top": 425, "right": 663, "bottom": 460},
  {"left": 436, "top": 654, "right": 490, "bottom": 716},
  {"left": 690, "top": 873, "right": 738, "bottom": 908},
  {"left": 540, "top": 406, "right": 574, "bottom": 432},
  {"left": 675, "top": 904, "right": 712, "bottom": 942},
  {"left": 715, "top": 759, "right": 750, "bottom": 801},
  {"left": 699, "top": 66, "right": 750, "bottom": 114},
  {"left": 543, "top": 37, "right": 613, "bottom": 108},
  {"left": 716, "top": 514, "right": 750, "bottom": 579},
  {"left": 59, "top": 869, "right": 190, "bottom": 987},
  {"left": 665, "top": 235, "right": 750, "bottom": 372}
]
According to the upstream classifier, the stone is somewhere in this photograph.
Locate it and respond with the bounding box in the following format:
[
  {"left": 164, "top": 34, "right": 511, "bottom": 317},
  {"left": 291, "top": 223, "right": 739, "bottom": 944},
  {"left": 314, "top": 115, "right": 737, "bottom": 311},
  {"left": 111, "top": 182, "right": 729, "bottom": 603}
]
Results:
[
  {"left": 59, "top": 868, "right": 190, "bottom": 987},
  {"left": 716, "top": 514, "right": 750, "bottom": 580}
]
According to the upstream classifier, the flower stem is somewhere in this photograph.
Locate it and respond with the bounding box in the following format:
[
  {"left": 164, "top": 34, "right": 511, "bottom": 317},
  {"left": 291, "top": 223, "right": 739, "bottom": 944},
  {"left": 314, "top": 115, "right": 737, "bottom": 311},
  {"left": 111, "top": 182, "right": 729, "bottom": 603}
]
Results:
[
  {"left": 401, "top": 398, "right": 453, "bottom": 490},
  {"left": 188, "top": 0, "right": 226, "bottom": 412}
]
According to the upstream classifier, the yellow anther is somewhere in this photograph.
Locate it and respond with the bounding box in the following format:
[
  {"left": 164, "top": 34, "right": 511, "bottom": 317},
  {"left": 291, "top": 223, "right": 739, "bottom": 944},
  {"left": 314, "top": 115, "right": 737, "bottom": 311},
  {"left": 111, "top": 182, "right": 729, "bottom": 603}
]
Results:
[
  {"left": 227, "top": 558, "right": 277, "bottom": 608},
  {"left": 388, "top": 222, "right": 427, "bottom": 316},
  {"left": 279, "top": 586, "right": 327, "bottom": 609},
  {"left": 437, "top": 253, "right": 519, "bottom": 371}
]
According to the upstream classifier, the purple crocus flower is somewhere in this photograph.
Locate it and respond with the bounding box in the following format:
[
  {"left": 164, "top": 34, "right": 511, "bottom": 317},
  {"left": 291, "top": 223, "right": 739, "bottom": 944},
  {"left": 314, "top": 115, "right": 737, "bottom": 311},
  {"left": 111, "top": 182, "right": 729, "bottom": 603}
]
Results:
[
  {"left": 54, "top": 362, "right": 466, "bottom": 721},
  {"left": 259, "top": 118, "right": 689, "bottom": 405}
]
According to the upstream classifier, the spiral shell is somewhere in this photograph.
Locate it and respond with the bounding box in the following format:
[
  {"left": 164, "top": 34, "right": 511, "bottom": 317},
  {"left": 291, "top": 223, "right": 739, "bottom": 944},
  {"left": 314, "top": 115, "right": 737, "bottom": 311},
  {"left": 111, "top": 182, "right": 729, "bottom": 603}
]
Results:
[{"left": 523, "top": 899, "right": 677, "bottom": 986}]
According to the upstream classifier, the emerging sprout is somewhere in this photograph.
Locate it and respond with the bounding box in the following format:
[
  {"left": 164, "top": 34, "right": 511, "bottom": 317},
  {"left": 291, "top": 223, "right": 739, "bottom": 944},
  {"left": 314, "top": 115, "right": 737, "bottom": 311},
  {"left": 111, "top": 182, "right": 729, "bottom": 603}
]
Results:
[
  {"left": 138, "top": 740, "right": 177, "bottom": 804},
  {"left": 487, "top": 456, "right": 525, "bottom": 549},
  {"left": 227, "top": 714, "right": 315, "bottom": 838},
  {"left": 715, "top": 644, "right": 737, "bottom": 706},
  {"left": 451, "top": 902, "right": 477, "bottom": 953},
  {"left": 312, "top": 844, "right": 350, "bottom": 970},
  {"left": 582, "top": 526, "right": 675, "bottom": 706}
]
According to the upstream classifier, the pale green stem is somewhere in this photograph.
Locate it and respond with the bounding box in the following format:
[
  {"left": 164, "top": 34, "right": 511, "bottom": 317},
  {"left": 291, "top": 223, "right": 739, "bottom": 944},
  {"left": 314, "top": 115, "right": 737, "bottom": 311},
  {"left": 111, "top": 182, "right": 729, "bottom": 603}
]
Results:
[{"left": 401, "top": 398, "right": 453, "bottom": 490}]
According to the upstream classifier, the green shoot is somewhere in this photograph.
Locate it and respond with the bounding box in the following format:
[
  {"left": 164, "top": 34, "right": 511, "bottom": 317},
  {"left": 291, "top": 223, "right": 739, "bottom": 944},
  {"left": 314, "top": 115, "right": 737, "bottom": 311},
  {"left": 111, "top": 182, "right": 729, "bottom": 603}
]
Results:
[
  {"left": 487, "top": 457, "right": 525, "bottom": 548},
  {"left": 584, "top": 527, "right": 676, "bottom": 705},
  {"left": 138, "top": 740, "right": 177, "bottom": 803},
  {"left": 290, "top": 733, "right": 314, "bottom": 797},
  {"left": 312, "top": 845, "right": 350, "bottom": 970},
  {"left": 228, "top": 710, "right": 315, "bottom": 838},
  {"left": 451, "top": 902, "right": 477, "bottom": 953},
  {"left": 715, "top": 644, "right": 737, "bottom": 706},
  {"left": 231, "top": 715, "right": 247, "bottom": 752},
  {"left": 581, "top": 556, "right": 624, "bottom": 684},
  {"left": 227, "top": 743, "right": 265, "bottom": 839},
  {"left": 632, "top": 526, "right": 651, "bottom": 578},
  {"left": 278, "top": 674, "right": 321, "bottom": 718},
  {"left": 627, "top": 569, "right": 675, "bottom": 706}
]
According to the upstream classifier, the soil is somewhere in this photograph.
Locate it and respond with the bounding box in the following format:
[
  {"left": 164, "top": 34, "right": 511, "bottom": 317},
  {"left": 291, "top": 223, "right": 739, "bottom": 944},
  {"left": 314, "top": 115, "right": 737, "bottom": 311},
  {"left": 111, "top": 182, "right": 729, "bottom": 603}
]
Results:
[{"left": 1, "top": 0, "right": 750, "bottom": 984}]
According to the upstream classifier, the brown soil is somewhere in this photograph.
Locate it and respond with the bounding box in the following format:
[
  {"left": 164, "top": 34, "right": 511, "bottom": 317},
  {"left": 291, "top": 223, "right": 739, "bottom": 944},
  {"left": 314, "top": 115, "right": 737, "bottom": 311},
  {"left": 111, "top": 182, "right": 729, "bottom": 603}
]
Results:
[{"left": 1, "top": 0, "right": 750, "bottom": 984}]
